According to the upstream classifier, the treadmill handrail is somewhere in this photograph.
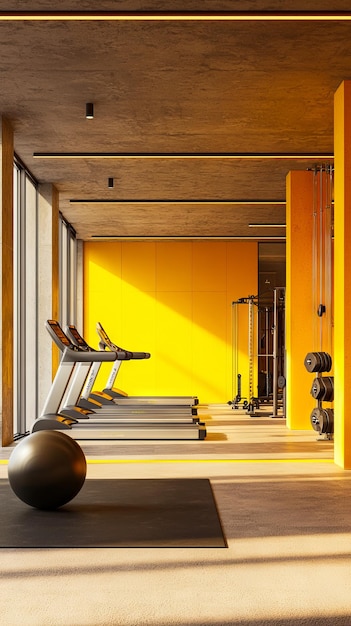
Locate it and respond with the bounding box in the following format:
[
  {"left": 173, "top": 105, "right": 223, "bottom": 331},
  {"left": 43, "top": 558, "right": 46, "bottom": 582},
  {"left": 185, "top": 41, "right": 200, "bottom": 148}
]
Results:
[
  {"left": 96, "top": 322, "right": 151, "bottom": 359},
  {"left": 66, "top": 323, "right": 133, "bottom": 357},
  {"left": 61, "top": 346, "right": 117, "bottom": 364}
]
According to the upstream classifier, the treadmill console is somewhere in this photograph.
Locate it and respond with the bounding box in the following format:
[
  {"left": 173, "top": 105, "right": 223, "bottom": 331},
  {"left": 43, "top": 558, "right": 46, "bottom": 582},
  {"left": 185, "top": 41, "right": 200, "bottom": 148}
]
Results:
[
  {"left": 96, "top": 322, "right": 117, "bottom": 351},
  {"left": 46, "top": 320, "right": 79, "bottom": 352},
  {"left": 67, "top": 325, "right": 90, "bottom": 350},
  {"left": 96, "top": 322, "right": 150, "bottom": 360}
]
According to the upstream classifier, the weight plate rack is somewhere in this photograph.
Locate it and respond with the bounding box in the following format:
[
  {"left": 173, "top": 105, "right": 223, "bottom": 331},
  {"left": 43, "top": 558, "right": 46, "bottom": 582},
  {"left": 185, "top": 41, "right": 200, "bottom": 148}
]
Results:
[{"left": 304, "top": 351, "right": 334, "bottom": 438}]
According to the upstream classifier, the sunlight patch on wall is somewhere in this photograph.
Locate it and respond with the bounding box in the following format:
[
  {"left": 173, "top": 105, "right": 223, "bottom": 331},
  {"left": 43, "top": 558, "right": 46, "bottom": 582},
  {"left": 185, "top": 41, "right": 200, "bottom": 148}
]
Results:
[{"left": 83, "top": 240, "right": 257, "bottom": 402}]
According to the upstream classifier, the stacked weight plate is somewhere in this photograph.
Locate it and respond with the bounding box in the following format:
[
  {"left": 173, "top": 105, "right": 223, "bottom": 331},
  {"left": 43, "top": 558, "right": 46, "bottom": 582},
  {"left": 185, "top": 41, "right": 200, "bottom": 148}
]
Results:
[
  {"left": 304, "top": 351, "right": 332, "bottom": 374},
  {"left": 310, "top": 406, "right": 334, "bottom": 435},
  {"left": 304, "top": 351, "right": 334, "bottom": 437},
  {"left": 310, "top": 376, "right": 334, "bottom": 402}
]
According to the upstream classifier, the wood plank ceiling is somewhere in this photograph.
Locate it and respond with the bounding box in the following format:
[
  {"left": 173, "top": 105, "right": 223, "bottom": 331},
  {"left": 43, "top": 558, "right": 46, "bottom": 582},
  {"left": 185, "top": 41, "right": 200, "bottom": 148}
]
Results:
[{"left": 1, "top": 1, "right": 350, "bottom": 240}]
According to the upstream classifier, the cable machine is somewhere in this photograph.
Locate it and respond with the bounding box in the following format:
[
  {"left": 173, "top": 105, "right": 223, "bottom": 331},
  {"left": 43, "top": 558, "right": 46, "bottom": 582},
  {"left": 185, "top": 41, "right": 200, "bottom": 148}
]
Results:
[{"left": 307, "top": 164, "right": 334, "bottom": 439}]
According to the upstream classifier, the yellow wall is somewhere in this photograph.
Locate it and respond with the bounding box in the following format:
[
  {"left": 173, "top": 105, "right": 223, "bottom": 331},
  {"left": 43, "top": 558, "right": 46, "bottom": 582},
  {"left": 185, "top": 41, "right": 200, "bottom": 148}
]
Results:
[{"left": 83, "top": 240, "right": 258, "bottom": 404}]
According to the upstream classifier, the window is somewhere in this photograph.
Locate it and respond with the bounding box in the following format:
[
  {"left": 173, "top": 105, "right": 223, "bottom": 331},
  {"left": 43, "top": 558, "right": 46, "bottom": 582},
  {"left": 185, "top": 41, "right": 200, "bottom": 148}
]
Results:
[
  {"left": 13, "top": 159, "right": 38, "bottom": 437},
  {"left": 12, "top": 164, "right": 78, "bottom": 438},
  {"left": 59, "top": 213, "right": 77, "bottom": 329}
]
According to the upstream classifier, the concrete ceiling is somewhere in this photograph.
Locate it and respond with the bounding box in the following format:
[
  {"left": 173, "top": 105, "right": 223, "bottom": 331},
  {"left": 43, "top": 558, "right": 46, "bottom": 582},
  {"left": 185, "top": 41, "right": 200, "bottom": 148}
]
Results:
[{"left": 1, "top": 2, "right": 350, "bottom": 240}]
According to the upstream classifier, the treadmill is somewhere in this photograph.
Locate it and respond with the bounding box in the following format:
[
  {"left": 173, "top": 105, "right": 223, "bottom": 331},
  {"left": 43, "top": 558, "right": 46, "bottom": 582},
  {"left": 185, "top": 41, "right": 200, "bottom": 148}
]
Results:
[
  {"left": 95, "top": 321, "right": 201, "bottom": 407},
  {"left": 66, "top": 324, "right": 198, "bottom": 416},
  {"left": 31, "top": 320, "right": 206, "bottom": 440}
]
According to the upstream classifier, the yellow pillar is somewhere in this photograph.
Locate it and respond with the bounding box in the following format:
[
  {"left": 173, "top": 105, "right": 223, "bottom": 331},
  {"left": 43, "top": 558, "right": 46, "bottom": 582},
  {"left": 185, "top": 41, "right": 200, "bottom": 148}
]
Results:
[
  {"left": 1, "top": 118, "right": 14, "bottom": 446},
  {"left": 286, "top": 170, "right": 315, "bottom": 429},
  {"left": 334, "top": 80, "right": 351, "bottom": 468}
]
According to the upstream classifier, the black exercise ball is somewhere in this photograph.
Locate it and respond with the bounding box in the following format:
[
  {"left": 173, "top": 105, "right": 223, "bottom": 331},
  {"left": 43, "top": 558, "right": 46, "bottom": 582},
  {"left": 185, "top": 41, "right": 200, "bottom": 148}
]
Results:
[{"left": 8, "top": 430, "right": 87, "bottom": 510}]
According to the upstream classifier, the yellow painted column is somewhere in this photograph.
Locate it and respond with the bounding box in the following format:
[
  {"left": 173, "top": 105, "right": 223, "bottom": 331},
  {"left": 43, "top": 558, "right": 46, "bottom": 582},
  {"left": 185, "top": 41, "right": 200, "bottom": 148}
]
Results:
[
  {"left": 1, "top": 118, "right": 14, "bottom": 446},
  {"left": 286, "top": 170, "right": 315, "bottom": 429},
  {"left": 334, "top": 80, "right": 351, "bottom": 468}
]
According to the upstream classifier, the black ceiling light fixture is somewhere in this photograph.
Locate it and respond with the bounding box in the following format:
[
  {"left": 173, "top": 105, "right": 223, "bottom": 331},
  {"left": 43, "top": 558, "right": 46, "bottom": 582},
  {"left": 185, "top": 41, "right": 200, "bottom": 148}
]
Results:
[{"left": 85, "top": 103, "right": 94, "bottom": 119}]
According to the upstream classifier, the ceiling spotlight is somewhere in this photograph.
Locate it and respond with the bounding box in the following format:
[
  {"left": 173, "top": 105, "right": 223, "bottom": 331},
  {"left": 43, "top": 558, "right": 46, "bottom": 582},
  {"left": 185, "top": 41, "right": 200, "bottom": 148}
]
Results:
[
  {"left": 85, "top": 103, "right": 94, "bottom": 119},
  {"left": 108, "top": 177, "right": 114, "bottom": 188}
]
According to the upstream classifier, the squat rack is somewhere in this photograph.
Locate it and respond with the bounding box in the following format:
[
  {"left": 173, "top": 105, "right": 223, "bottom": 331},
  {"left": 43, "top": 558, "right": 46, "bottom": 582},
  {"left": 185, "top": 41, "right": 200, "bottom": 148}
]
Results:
[{"left": 230, "top": 288, "right": 285, "bottom": 417}]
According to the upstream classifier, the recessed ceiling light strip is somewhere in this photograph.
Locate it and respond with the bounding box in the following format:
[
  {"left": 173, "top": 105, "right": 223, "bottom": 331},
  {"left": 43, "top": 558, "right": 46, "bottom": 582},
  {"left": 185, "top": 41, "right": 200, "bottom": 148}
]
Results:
[
  {"left": 1, "top": 11, "right": 351, "bottom": 21},
  {"left": 249, "top": 223, "right": 286, "bottom": 227},
  {"left": 90, "top": 235, "right": 286, "bottom": 240},
  {"left": 33, "top": 152, "right": 334, "bottom": 160},
  {"left": 70, "top": 199, "right": 286, "bottom": 205}
]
